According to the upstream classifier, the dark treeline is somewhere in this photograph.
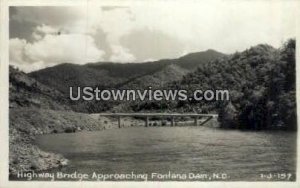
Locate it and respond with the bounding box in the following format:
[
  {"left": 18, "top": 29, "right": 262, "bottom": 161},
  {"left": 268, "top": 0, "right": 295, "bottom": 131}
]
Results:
[{"left": 131, "top": 39, "right": 296, "bottom": 130}]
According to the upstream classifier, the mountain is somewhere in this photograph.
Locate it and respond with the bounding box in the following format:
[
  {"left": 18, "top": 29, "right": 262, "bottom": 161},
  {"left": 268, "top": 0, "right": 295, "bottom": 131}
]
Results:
[
  {"left": 176, "top": 49, "right": 225, "bottom": 70},
  {"left": 9, "top": 66, "right": 71, "bottom": 110},
  {"left": 131, "top": 40, "right": 296, "bottom": 130},
  {"left": 118, "top": 50, "right": 225, "bottom": 89},
  {"left": 29, "top": 50, "right": 225, "bottom": 95},
  {"left": 28, "top": 63, "right": 124, "bottom": 95},
  {"left": 119, "top": 64, "right": 189, "bottom": 89},
  {"left": 28, "top": 59, "right": 175, "bottom": 94}
]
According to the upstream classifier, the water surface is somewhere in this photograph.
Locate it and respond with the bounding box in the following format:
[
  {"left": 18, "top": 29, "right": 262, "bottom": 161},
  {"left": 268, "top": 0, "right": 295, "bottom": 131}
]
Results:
[{"left": 35, "top": 126, "right": 296, "bottom": 181}]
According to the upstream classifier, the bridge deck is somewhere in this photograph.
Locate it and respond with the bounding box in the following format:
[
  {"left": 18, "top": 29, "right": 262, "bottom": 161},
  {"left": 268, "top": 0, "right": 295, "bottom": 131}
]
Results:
[
  {"left": 96, "top": 113, "right": 218, "bottom": 128},
  {"left": 98, "top": 113, "right": 218, "bottom": 118}
]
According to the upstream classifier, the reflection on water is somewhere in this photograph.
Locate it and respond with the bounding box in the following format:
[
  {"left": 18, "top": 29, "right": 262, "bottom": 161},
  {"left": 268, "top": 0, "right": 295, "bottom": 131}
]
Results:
[{"left": 34, "top": 126, "right": 296, "bottom": 181}]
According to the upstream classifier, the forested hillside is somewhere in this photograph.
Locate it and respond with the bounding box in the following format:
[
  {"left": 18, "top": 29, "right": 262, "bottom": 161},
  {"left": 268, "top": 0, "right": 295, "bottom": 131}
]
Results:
[
  {"left": 28, "top": 50, "right": 224, "bottom": 112},
  {"left": 132, "top": 39, "right": 296, "bottom": 130},
  {"left": 9, "top": 66, "right": 71, "bottom": 110},
  {"left": 29, "top": 50, "right": 224, "bottom": 95}
]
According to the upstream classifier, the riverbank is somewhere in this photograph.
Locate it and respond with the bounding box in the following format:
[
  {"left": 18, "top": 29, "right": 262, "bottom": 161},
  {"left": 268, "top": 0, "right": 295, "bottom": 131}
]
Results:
[
  {"left": 9, "top": 107, "right": 219, "bottom": 176},
  {"left": 9, "top": 107, "right": 102, "bottom": 175},
  {"left": 9, "top": 107, "right": 149, "bottom": 175}
]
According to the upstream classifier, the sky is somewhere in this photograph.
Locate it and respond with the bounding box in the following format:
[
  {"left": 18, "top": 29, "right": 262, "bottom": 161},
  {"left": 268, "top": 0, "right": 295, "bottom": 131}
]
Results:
[{"left": 9, "top": 1, "right": 297, "bottom": 72}]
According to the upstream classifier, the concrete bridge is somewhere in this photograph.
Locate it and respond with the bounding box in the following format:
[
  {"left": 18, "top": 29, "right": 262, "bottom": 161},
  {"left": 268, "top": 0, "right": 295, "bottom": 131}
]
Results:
[{"left": 98, "top": 113, "right": 218, "bottom": 128}]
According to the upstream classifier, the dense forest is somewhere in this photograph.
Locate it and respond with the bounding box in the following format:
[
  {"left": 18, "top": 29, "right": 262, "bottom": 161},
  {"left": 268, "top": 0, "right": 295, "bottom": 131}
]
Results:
[
  {"left": 131, "top": 39, "right": 296, "bottom": 130},
  {"left": 28, "top": 49, "right": 224, "bottom": 112}
]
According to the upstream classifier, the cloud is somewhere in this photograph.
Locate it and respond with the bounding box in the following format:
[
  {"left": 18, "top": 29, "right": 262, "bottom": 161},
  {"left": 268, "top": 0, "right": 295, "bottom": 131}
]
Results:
[
  {"left": 9, "top": 38, "right": 26, "bottom": 64},
  {"left": 26, "top": 34, "right": 105, "bottom": 63},
  {"left": 9, "top": 1, "right": 297, "bottom": 72},
  {"left": 36, "top": 24, "right": 58, "bottom": 34},
  {"left": 10, "top": 7, "right": 85, "bottom": 27},
  {"left": 32, "top": 24, "right": 59, "bottom": 40},
  {"left": 9, "top": 38, "right": 46, "bottom": 72},
  {"left": 9, "top": 6, "right": 137, "bottom": 70},
  {"left": 89, "top": 7, "right": 137, "bottom": 62},
  {"left": 10, "top": 25, "right": 105, "bottom": 72},
  {"left": 120, "top": 29, "right": 185, "bottom": 61},
  {"left": 109, "top": 45, "right": 136, "bottom": 62},
  {"left": 86, "top": 1, "right": 296, "bottom": 59}
]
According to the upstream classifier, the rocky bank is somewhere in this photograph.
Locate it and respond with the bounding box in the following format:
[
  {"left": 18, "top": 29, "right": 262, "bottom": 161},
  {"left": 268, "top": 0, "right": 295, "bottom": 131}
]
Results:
[{"left": 9, "top": 107, "right": 146, "bottom": 176}]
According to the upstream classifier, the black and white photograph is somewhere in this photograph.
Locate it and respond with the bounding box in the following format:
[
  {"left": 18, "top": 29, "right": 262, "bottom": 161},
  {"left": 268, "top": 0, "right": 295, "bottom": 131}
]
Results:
[{"left": 1, "top": 0, "right": 299, "bottom": 186}]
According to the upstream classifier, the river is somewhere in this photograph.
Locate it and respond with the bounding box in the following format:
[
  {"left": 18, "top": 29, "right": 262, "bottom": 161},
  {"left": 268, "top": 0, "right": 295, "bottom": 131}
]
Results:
[{"left": 34, "top": 126, "right": 296, "bottom": 181}]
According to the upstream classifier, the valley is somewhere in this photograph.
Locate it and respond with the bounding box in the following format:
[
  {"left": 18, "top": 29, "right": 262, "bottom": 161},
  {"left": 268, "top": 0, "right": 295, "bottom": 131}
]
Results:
[{"left": 9, "top": 40, "right": 297, "bottom": 177}]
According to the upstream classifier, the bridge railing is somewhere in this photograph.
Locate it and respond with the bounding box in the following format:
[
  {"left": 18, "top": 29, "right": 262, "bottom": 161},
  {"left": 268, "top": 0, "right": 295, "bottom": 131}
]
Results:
[{"left": 97, "top": 113, "right": 218, "bottom": 128}]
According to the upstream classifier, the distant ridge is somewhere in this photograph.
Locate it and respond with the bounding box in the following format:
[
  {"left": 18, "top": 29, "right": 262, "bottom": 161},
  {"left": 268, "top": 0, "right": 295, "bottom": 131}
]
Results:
[
  {"left": 177, "top": 49, "right": 225, "bottom": 69},
  {"left": 29, "top": 49, "right": 225, "bottom": 94}
]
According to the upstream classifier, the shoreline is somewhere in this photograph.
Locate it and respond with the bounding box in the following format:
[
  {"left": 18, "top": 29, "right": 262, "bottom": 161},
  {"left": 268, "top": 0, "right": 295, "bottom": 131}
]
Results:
[
  {"left": 9, "top": 107, "right": 106, "bottom": 176},
  {"left": 10, "top": 107, "right": 292, "bottom": 179},
  {"left": 9, "top": 108, "right": 219, "bottom": 177}
]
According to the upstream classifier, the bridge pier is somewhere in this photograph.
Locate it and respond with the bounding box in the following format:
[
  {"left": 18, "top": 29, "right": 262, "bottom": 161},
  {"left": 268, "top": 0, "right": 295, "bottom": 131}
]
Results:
[
  {"left": 171, "top": 117, "right": 175, "bottom": 126},
  {"left": 118, "top": 116, "right": 121, "bottom": 128},
  {"left": 194, "top": 117, "right": 198, "bottom": 126},
  {"left": 145, "top": 116, "right": 149, "bottom": 127}
]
